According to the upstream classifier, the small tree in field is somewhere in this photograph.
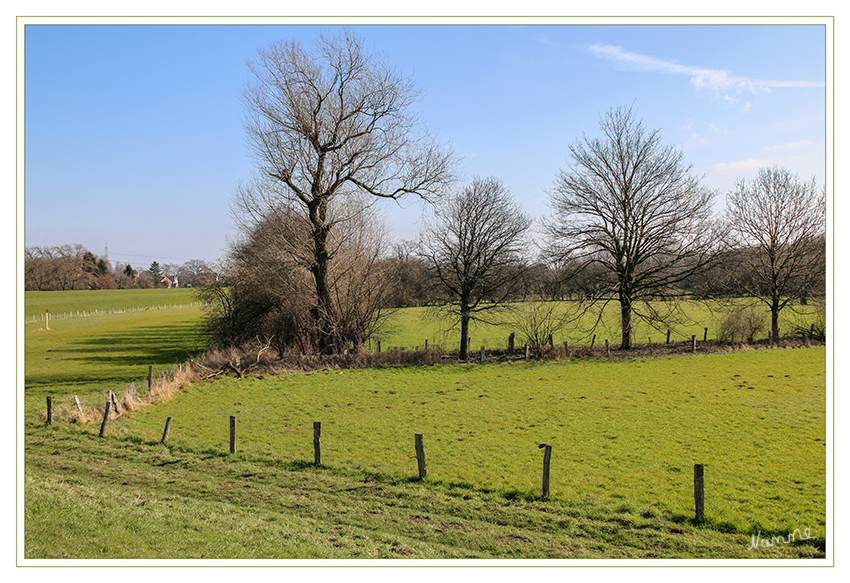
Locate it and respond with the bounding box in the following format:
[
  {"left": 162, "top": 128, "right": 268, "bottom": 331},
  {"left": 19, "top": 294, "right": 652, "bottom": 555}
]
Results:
[
  {"left": 419, "top": 176, "right": 531, "bottom": 360},
  {"left": 723, "top": 166, "right": 825, "bottom": 340}
]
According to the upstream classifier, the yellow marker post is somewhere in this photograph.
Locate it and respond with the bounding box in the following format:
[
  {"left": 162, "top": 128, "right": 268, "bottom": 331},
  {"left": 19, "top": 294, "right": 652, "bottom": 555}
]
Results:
[{"left": 45, "top": 309, "right": 49, "bottom": 330}]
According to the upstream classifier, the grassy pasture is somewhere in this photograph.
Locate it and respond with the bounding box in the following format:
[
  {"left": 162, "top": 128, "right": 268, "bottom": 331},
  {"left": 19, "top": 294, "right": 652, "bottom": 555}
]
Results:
[
  {"left": 23, "top": 303, "right": 206, "bottom": 418},
  {"left": 24, "top": 288, "right": 199, "bottom": 321},
  {"left": 377, "top": 300, "right": 820, "bottom": 353},
  {"left": 119, "top": 348, "right": 825, "bottom": 538},
  {"left": 22, "top": 289, "right": 827, "bottom": 558}
]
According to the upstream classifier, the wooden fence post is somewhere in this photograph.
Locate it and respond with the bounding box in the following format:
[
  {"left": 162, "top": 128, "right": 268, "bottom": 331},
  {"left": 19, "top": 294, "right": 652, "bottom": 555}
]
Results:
[
  {"left": 691, "top": 335, "right": 697, "bottom": 352},
  {"left": 109, "top": 390, "right": 120, "bottom": 414},
  {"left": 99, "top": 399, "right": 111, "bottom": 437},
  {"left": 563, "top": 341, "right": 569, "bottom": 358},
  {"left": 703, "top": 327, "right": 708, "bottom": 342},
  {"left": 525, "top": 343, "right": 530, "bottom": 360},
  {"left": 74, "top": 395, "right": 83, "bottom": 415},
  {"left": 605, "top": 339, "right": 610, "bottom": 357},
  {"left": 480, "top": 346, "right": 485, "bottom": 364},
  {"left": 540, "top": 443, "right": 552, "bottom": 498},
  {"left": 508, "top": 333, "right": 515, "bottom": 353},
  {"left": 415, "top": 433, "right": 427, "bottom": 479},
  {"left": 313, "top": 421, "right": 322, "bottom": 466},
  {"left": 46, "top": 396, "right": 53, "bottom": 425},
  {"left": 425, "top": 339, "right": 428, "bottom": 350},
  {"left": 161, "top": 417, "right": 173, "bottom": 443},
  {"left": 229, "top": 415, "right": 236, "bottom": 454},
  {"left": 590, "top": 334, "right": 596, "bottom": 350},
  {"left": 666, "top": 329, "right": 671, "bottom": 344},
  {"left": 694, "top": 463, "right": 705, "bottom": 523},
  {"left": 148, "top": 365, "right": 153, "bottom": 391},
  {"left": 648, "top": 337, "right": 653, "bottom": 355}
]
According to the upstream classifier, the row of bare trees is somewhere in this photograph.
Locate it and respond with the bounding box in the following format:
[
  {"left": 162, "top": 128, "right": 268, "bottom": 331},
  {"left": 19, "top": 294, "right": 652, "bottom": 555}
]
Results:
[
  {"left": 24, "top": 245, "right": 220, "bottom": 291},
  {"left": 201, "top": 30, "right": 825, "bottom": 358}
]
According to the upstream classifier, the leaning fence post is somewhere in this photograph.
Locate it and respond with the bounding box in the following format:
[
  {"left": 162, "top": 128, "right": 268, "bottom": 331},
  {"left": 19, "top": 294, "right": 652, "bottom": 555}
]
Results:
[
  {"left": 590, "top": 334, "right": 596, "bottom": 350},
  {"left": 415, "top": 433, "right": 427, "bottom": 479},
  {"left": 161, "top": 417, "right": 173, "bottom": 443},
  {"left": 313, "top": 421, "right": 322, "bottom": 466},
  {"left": 694, "top": 463, "right": 705, "bottom": 523},
  {"left": 229, "top": 415, "right": 237, "bottom": 454},
  {"left": 46, "top": 396, "right": 53, "bottom": 425},
  {"left": 539, "top": 443, "right": 552, "bottom": 498},
  {"left": 99, "top": 399, "right": 112, "bottom": 437}
]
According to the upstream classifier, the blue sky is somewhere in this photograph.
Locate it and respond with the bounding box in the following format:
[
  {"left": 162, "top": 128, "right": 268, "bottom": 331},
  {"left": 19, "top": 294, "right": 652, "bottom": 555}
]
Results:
[{"left": 22, "top": 20, "right": 828, "bottom": 269}]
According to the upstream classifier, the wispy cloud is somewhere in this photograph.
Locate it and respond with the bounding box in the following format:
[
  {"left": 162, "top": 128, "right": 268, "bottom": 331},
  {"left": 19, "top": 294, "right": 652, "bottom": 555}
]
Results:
[
  {"left": 713, "top": 158, "right": 772, "bottom": 170},
  {"left": 586, "top": 44, "right": 823, "bottom": 95},
  {"left": 764, "top": 140, "right": 817, "bottom": 150}
]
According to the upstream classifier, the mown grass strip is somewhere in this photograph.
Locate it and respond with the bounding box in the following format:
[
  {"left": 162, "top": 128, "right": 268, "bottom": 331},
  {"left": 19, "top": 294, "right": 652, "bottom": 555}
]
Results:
[{"left": 25, "top": 424, "right": 824, "bottom": 559}]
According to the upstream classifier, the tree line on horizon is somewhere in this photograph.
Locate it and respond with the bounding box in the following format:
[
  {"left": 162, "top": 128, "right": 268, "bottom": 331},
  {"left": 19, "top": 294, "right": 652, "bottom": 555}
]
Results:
[{"left": 24, "top": 247, "right": 219, "bottom": 292}]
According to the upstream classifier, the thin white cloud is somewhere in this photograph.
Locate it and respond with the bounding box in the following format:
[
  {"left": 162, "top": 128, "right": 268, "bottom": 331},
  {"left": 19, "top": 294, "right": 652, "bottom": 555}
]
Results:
[
  {"left": 764, "top": 140, "right": 817, "bottom": 150},
  {"left": 586, "top": 44, "right": 823, "bottom": 95},
  {"left": 713, "top": 158, "right": 772, "bottom": 170}
]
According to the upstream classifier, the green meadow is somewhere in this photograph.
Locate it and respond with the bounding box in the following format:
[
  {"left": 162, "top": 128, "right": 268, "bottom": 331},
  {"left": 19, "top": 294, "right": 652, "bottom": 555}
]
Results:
[{"left": 22, "top": 289, "right": 827, "bottom": 559}]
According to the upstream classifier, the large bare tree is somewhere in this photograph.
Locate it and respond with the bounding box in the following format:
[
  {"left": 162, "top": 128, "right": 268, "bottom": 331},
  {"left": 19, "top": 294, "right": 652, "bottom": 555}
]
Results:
[
  {"left": 723, "top": 166, "right": 825, "bottom": 340},
  {"left": 419, "top": 176, "right": 532, "bottom": 360},
  {"left": 241, "top": 30, "right": 457, "bottom": 353},
  {"left": 546, "top": 105, "right": 717, "bottom": 350}
]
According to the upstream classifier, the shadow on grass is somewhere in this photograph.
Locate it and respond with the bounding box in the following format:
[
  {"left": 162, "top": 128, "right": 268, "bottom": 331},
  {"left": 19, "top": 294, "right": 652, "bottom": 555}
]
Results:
[{"left": 69, "top": 323, "right": 206, "bottom": 367}]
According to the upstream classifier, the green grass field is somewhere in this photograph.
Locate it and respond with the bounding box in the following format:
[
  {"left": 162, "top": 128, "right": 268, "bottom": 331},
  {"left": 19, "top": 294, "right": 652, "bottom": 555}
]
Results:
[
  {"left": 22, "top": 289, "right": 828, "bottom": 559},
  {"left": 376, "top": 300, "right": 820, "bottom": 353}
]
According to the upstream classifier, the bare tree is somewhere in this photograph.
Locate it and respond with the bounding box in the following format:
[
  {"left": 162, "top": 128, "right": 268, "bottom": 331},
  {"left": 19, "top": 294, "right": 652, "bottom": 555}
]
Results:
[
  {"left": 241, "top": 30, "right": 457, "bottom": 353},
  {"left": 419, "top": 176, "right": 532, "bottom": 360},
  {"left": 546, "top": 105, "right": 717, "bottom": 350},
  {"left": 723, "top": 166, "right": 825, "bottom": 340}
]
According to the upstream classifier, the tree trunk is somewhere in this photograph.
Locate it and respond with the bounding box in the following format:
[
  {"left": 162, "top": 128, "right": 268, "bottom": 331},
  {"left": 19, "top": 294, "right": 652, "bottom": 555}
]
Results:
[
  {"left": 771, "top": 296, "right": 781, "bottom": 342},
  {"left": 459, "top": 310, "right": 470, "bottom": 361},
  {"left": 619, "top": 293, "right": 633, "bottom": 350},
  {"left": 310, "top": 202, "right": 337, "bottom": 354}
]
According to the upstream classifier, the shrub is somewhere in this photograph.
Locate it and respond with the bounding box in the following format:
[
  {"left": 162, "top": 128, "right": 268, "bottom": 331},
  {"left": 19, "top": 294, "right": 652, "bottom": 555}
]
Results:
[{"left": 718, "top": 306, "right": 765, "bottom": 343}]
